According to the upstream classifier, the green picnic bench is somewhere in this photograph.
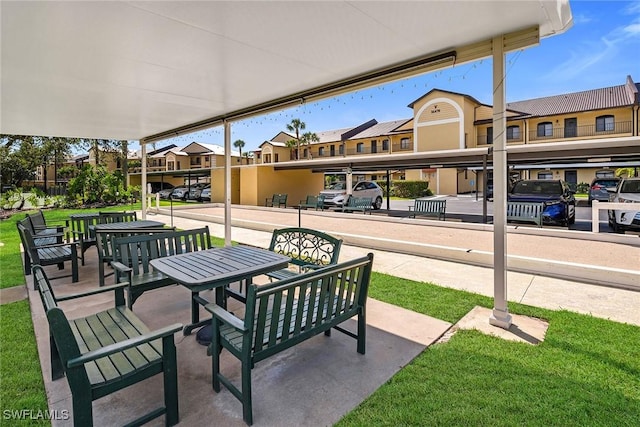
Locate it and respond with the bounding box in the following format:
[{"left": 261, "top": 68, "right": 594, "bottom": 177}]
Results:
[
  {"left": 206, "top": 253, "right": 374, "bottom": 425},
  {"left": 506, "top": 201, "right": 544, "bottom": 227},
  {"left": 408, "top": 199, "right": 447, "bottom": 220},
  {"left": 111, "top": 226, "right": 212, "bottom": 308},
  {"left": 17, "top": 221, "right": 79, "bottom": 283},
  {"left": 95, "top": 227, "right": 174, "bottom": 287},
  {"left": 338, "top": 196, "right": 373, "bottom": 214},
  {"left": 267, "top": 227, "right": 342, "bottom": 280},
  {"left": 298, "top": 194, "right": 325, "bottom": 210},
  {"left": 33, "top": 265, "right": 182, "bottom": 427},
  {"left": 265, "top": 193, "right": 288, "bottom": 208}
]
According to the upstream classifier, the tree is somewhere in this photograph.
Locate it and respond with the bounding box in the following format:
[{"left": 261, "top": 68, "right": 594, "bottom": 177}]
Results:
[
  {"left": 233, "top": 139, "right": 245, "bottom": 164},
  {"left": 300, "top": 132, "right": 319, "bottom": 159},
  {"left": 285, "top": 139, "right": 298, "bottom": 161},
  {"left": 616, "top": 167, "right": 638, "bottom": 178},
  {"left": 286, "top": 118, "right": 306, "bottom": 160}
]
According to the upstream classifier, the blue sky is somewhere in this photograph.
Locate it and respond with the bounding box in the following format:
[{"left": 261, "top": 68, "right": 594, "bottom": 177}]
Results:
[{"left": 151, "top": 0, "right": 640, "bottom": 153}]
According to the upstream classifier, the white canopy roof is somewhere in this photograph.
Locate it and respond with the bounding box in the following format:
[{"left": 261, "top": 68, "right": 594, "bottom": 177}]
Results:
[{"left": 1, "top": 1, "right": 572, "bottom": 142}]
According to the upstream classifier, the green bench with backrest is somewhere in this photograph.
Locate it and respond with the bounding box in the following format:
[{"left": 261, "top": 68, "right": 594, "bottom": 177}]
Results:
[
  {"left": 98, "top": 211, "right": 137, "bottom": 223},
  {"left": 265, "top": 193, "right": 288, "bottom": 208},
  {"left": 17, "top": 221, "right": 79, "bottom": 283},
  {"left": 506, "top": 201, "right": 544, "bottom": 227},
  {"left": 298, "top": 194, "right": 325, "bottom": 210},
  {"left": 26, "top": 209, "right": 67, "bottom": 237},
  {"left": 225, "top": 227, "right": 343, "bottom": 304},
  {"left": 338, "top": 196, "right": 373, "bottom": 214},
  {"left": 111, "top": 226, "right": 213, "bottom": 309},
  {"left": 33, "top": 265, "right": 182, "bottom": 427},
  {"left": 95, "top": 226, "right": 173, "bottom": 287},
  {"left": 408, "top": 199, "right": 447, "bottom": 220},
  {"left": 66, "top": 213, "right": 101, "bottom": 266},
  {"left": 206, "top": 253, "right": 374, "bottom": 425}
]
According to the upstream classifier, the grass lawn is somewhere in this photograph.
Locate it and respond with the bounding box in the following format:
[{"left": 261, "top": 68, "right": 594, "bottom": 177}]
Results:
[{"left": 1, "top": 206, "right": 639, "bottom": 425}]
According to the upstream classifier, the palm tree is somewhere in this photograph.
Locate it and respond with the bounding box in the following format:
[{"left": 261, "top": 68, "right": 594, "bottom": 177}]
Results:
[
  {"left": 300, "top": 132, "right": 319, "bottom": 159},
  {"left": 233, "top": 139, "right": 245, "bottom": 163},
  {"left": 286, "top": 118, "right": 305, "bottom": 160},
  {"left": 285, "top": 139, "right": 298, "bottom": 161}
]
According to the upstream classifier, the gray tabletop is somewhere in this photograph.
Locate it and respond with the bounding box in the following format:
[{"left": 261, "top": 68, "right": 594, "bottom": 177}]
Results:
[
  {"left": 150, "top": 245, "right": 290, "bottom": 291},
  {"left": 91, "top": 220, "right": 165, "bottom": 231}
]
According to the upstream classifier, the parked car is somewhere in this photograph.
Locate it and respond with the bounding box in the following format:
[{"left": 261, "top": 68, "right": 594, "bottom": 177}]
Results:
[
  {"left": 148, "top": 182, "right": 174, "bottom": 194},
  {"left": 170, "top": 186, "right": 190, "bottom": 200},
  {"left": 187, "top": 183, "right": 209, "bottom": 201},
  {"left": 588, "top": 177, "right": 620, "bottom": 205},
  {"left": 199, "top": 186, "right": 211, "bottom": 202},
  {"left": 607, "top": 177, "right": 640, "bottom": 233},
  {"left": 507, "top": 179, "right": 576, "bottom": 226},
  {"left": 157, "top": 187, "right": 175, "bottom": 199},
  {"left": 320, "top": 181, "right": 383, "bottom": 210}
]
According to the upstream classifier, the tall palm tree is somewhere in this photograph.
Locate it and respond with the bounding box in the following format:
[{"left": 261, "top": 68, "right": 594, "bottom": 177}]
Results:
[
  {"left": 233, "top": 139, "right": 245, "bottom": 164},
  {"left": 286, "top": 118, "right": 305, "bottom": 160},
  {"left": 285, "top": 139, "right": 298, "bottom": 161},
  {"left": 300, "top": 132, "right": 319, "bottom": 159}
]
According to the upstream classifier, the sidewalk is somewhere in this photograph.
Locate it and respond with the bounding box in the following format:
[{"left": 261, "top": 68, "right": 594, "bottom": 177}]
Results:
[{"left": 150, "top": 205, "right": 640, "bottom": 326}]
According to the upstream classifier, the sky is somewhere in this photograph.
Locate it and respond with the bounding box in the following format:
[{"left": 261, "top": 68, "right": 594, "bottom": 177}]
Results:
[{"left": 145, "top": 0, "right": 640, "bottom": 154}]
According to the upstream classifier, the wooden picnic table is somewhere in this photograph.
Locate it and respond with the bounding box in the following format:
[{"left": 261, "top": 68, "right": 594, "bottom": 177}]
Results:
[{"left": 149, "top": 245, "right": 291, "bottom": 335}]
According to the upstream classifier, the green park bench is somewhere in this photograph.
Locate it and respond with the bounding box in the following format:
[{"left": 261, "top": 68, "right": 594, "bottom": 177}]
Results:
[
  {"left": 265, "top": 193, "right": 288, "bottom": 208},
  {"left": 110, "top": 226, "right": 212, "bottom": 308},
  {"left": 338, "top": 196, "right": 373, "bottom": 214},
  {"left": 206, "top": 253, "right": 374, "bottom": 425},
  {"left": 298, "top": 194, "right": 325, "bottom": 210},
  {"left": 408, "top": 199, "right": 447, "bottom": 220},
  {"left": 506, "top": 201, "right": 544, "bottom": 227},
  {"left": 33, "top": 265, "right": 181, "bottom": 427}
]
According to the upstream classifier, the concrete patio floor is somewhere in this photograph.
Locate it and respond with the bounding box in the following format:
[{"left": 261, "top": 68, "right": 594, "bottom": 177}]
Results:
[{"left": 28, "top": 246, "right": 451, "bottom": 426}]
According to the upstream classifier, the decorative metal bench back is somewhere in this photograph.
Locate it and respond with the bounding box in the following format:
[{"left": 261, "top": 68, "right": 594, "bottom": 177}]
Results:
[{"left": 269, "top": 227, "right": 342, "bottom": 269}]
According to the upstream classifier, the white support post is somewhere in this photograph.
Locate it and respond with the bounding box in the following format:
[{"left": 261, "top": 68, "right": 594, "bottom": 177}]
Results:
[
  {"left": 592, "top": 200, "right": 600, "bottom": 233},
  {"left": 141, "top": 141, "right": 147, "bottom": 220},
  {"left": 224, "top": 121, "right": 232, "bottom": 247},
  {"left": 490, "top": 35, "right": 512, "bottom": 329}
]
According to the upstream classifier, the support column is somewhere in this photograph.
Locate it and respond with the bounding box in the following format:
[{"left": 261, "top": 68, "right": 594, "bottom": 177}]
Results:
[
  {"left": 141, "top": 141, "right": 147, "bottom": 220},
  {"left": 490, "top": 35, "right": 512, "bottom": 329},
  {"left": 224, "top": 121, "right": 232, "bottom": 246}
]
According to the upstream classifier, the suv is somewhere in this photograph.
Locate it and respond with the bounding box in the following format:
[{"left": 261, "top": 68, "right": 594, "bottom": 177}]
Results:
[
  {"left": 607, "top": 177, "right": 640, "bottom": 233},
  {"left": 508, "top": 179, "right": 576, "bottom": 226},
  {"left": 187, "top": 183, "right": 209, "bottom": 201},
  {"left": 320, "top": 181, "right": 383, "bottom": 210},
  {"left": 588, "top": 177, "right": 620, "bottom": 205}
]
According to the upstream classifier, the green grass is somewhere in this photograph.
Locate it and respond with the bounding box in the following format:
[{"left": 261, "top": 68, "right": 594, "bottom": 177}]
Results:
[
  {"left": 0, "top": 300, "right": 49, "bottom": 424},
  {"left": 338, "top": 273, "right": 640, "bottom": 426},
  {"left": 2, "top": 208, "right": 639, "bottom": 425}
]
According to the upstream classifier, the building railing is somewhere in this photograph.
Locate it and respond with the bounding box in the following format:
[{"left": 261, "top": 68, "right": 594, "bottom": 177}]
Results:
[
  {"left": 392, "top": 143, "right": 413, "bottom": 152},
  {"left": 127, "top": 165, "right": 166, "bottom": 173},
  {"left": 528, "top": 120, "right": 632, "bottom": 142},
  {"left": 476, "top": 120, "right": 633, "bottom": 145}
]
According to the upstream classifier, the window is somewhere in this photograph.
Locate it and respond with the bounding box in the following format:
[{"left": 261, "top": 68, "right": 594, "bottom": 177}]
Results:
[
  {"left": 356, "top": 143, "right": 364, "bottom": 153},
  {"left": 275, "top": 153, "right": 279, "bottom": 162},
  {"left": 339, "top": 144, "right": 344, "bottom": 155},
  {"left": 318, "top": 147, "right": 325, "bottom": 156},
  {"left": 190, "top": 156, "right": 201, "bottom": 165},
  {"left": 263, "top": 154, "right": 271, "bottom": 163},
  {"left": 400, "top": 138, "right": 410, "bottom": 149},
  {"left": 537, "top": 171, "right": 553, "bottom": 180},
  {"left": 537, "top": 122, "right": 553, "bottom": 137},
  {"left": 382, "top": 139, "right": 389, "bottom": 151},
  {"left": 487, "top": 127, "right": 493, "bottom": 144},
  {"left": 371, "top": 175, "right": 377, "bottom": 181},
  {"left": 205, "top": 156, "right": 209, "bottom": 163},
  {"left": 507, "top": 125, "right": 520, "bottom": 140},
  {"left": 167, "top": 161, "right": 174, "bottom": 171},
  {"left": 596, "top": 115, "right": 614, "bottom": 132}
]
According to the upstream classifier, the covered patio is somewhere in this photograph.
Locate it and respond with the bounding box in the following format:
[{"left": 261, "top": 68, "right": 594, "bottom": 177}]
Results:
[{"left": 2, "top": 1, "right": 574, "bottom": 425}]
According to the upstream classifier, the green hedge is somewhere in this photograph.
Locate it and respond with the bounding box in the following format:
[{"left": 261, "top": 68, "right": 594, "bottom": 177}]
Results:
[{"left": 375, "top": 180, "right": 432, "bottom": 199}]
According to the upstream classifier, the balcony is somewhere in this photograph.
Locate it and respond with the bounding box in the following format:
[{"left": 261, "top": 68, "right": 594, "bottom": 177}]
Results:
[
  {"left": 529, "top": 120, "right": 632, "bottom": 142},
  {"left": 476, "top": 134, "right": 524, "bottom": 145}
]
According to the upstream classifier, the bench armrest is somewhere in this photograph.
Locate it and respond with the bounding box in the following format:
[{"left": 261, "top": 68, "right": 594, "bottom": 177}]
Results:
[
  {"left": 205, "top": 304, "right": 247, "bottom": 332},
  {"left": 55, "top": 282, "right": 129, "bottom": 302},
  {"left": 408, "top": 206, "right": 415, "bottom": 211},
  {"left": 67, "top": 323, "right": 183, "bottom": 368},
  {"left": 111, "top": 261, "right": 132, "bottom": 274}
]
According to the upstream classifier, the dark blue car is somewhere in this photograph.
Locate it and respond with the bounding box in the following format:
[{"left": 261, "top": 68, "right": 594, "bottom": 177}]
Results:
[{"left": 508, "top": 179, "right": 576, "bottom": 226}]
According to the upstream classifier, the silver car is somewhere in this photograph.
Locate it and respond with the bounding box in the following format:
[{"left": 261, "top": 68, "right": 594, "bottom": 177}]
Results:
[
  {"left": 320, "top": 181, "right": 383, "bottom": 210},
  {"left": 607, "top": 177, "right": 640, "bottom": 232},
  {"left": 588, "top": 177, "right": 620, "bottom": 205}
]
